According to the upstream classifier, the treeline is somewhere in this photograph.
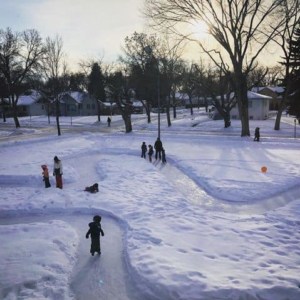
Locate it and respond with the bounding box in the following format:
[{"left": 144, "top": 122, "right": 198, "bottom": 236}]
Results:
[{"left": 1, "top": 0, "right": 300, "bottom": 135}]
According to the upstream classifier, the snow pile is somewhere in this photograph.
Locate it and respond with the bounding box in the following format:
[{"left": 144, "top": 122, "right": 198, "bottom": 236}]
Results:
[{"left": 0, "top": 221, "right": 78, "bottom": 300}]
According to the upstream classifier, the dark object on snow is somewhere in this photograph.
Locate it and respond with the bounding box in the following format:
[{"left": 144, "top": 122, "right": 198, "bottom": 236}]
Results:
[
  {"left": 84, "top": 183, "right": 99, "bottom": 193},
  {"left": 148, "top": 145, "right": 154, "bottom": 162},
  {"left": 254, "top": 127, "right": 260, "bottom": 142},
  {"left": 107, "top": 117, "right": 111, "bottom": 127},
  {"left": 154, "top": 137, "right": 163, "bottom": 160},
  {"left": 162, "top": 148, "right": 167, "bottom": 164},
  {"left": 141, "top": 142, "right": 147, "bottom": 158},
  {"left": 86, "top": 215, "right": 104, "bottom": 256}
]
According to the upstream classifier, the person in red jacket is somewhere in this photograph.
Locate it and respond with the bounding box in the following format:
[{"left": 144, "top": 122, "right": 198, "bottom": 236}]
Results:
[{"left": 41, "top": 164, "right": 51, "bottom": 188}]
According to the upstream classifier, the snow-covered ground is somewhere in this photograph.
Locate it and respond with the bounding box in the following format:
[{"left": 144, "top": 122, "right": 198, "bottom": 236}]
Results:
[{"left": 0, "top": 109, "right": 300, "bottom": 300}]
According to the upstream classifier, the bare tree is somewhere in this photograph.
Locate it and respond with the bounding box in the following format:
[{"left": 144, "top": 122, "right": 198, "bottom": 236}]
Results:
[
  {"left": 42, "top": 35, "right": 68, "bottom": 136},
  {"left": 0, "top": 28, "right": 45, "bottom": 128},
  {"left": 107, "top": 70, "right": 133, "bottom": 133},
  {"left": 145, "top": 0, "right": 287, "bottom": 136},
  {"left": 157, "top": 33, "right": 186, "bottom": 126},
  {"left": 272, "top": 0, "right": 300, "bottom": 130},
  {"left": 120, "top": 32, "right": 160, "bottom": 123}
]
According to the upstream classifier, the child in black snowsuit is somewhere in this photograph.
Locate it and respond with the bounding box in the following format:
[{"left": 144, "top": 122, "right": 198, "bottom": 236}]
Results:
[
  {"left": 254, "top": 127, "right": 260, "bottom": 141},
  {"left": 86, "top": 215, "right": 104, "bottom": 256},
  {"left": 141, "top": 141, "right": 147, "bottom": 158},
  {"left": 84, "top": 183, "right": 99, "bottom": 193},
  {"left": 148, "top": 145, "right": 154, "bottom": 162}
]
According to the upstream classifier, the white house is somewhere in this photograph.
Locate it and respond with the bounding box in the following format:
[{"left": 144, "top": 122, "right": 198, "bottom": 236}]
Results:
[
  {"left": 17, "top": 90, "right": 46, "bottom": 116},
  {"left": 59, "top": 91, "right": 98, "bottom": 116},
  {"left": 251, "top": 86, "right": 284, "bottom": 110},
  {"left": 230, "top": 91, "right": 272, "bottom": 120}
]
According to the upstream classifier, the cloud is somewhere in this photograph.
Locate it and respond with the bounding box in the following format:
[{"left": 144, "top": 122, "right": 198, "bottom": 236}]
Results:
[{"left": 0, "top": 0, "right": 145, "bottom": 65}]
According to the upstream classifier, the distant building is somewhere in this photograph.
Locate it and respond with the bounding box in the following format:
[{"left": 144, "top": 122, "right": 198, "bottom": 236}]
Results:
[
  {"left": 16, "top": 90, "right": 46, "bottom": 116},
  {"left": 251, "top": 86, "right": 284, "bottom": 110},
  {"left": 59, "top": 91, "right": 98, "bottom": 116},
  {"left": 230, "top": 91, "right": 272, "bottom": 120},
  {"left": 175, "top": 92, "right": 212, "bottom": 108}
]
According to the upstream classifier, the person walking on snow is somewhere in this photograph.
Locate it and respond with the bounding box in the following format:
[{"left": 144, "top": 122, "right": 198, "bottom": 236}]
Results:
[
  {"left": 107, "top": 116, "right": 111, "bottom": 127},
  {"left": 148, "top": 145, "right": 154, "bottom": 162},
  {"left": 41, "top": 164, "right": 51, "bottom": 188},
  {"left": 53, "top": 156, "right": 63, "bottom": 189},
  {"left": 141, "top": 141, "right": 147, "bottom": 158},
  {"left": 86, "top": 215, "right": 104, "bottom": 256},
  {"left": 254, "top": 127, "right": 260, "bottom": 142},
  {"left": 154, "top": 137, "right": 163, "bottom": 160}
]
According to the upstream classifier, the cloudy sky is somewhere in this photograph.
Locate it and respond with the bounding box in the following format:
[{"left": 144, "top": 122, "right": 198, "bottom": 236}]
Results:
[
  {"left": 0, "top": 0, "right": 146, "bottom": 66},
  {"left": 0, "top": 0, "right": 279, "bottom": 71}
]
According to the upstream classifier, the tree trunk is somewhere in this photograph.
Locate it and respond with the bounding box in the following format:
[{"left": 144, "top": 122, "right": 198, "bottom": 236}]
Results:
[
  {"left": 224, "top": 112, "right": 231, "bottom": 128},
  {"left": 166, "top": 106, "right": 171, "bottom": 127},
  {"left": 274, "top": 101, "right": 285, "bottom": 130},
  {"left": 2, "top": 110, "right": 6, "bottom": 122},
  {"left": 166, "top": 96, "right": 171, "bottom": 127},
  {"left": 97, "top": 102, "right": 101, "bottom": 122},
  {"left": 55, "top": 99, "right": 61, "bottom": 136},
  {"left": 123, "top": 113, "right": 132, "bottom": 133},
  {"left": 123, "top": 103, "right": 132, "bottom": 133},
  {"left": 172, "top": 93, "right": 177, "bottom": 118},
  {"left": 125, "top": 117, "right": 132, "bottom": 133},
  {"left": 12, "top": 102, "right": 20, "bottom": 128},
  {"left": 235, "top": 75, "right": 250, "bottom": 136},
  {"left": 146, "top": 103, "right": 151, "bottom": 123}
]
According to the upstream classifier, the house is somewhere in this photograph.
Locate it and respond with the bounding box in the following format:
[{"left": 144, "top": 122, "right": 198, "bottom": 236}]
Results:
[
  {"left": 176, "top": 92, "right": 212, "bottom": 108},
  {"left": 59, "top": 91, "right": 98, "bottom": 116},
  {"left": 251, "top": 86, "right": 284, "bottom": 110},
  {"left": 17, "top": 90, "right": 47, "bottom": 116},
  {"left": 132, "top": 100, "right": 145, "bottom": 114},
  {"left": 100, "top": 101, "right": 119, "bottom": 115},
  {"left": 230, "top": 91, "right": 272, "bottom": 120}
]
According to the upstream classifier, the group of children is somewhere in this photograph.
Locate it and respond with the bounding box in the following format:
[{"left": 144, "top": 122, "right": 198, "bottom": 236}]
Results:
[
  {"left": 41, "top": 156, "right": 99, "bottom": 194},
  {"left": 41, "top": 156, "right": 63, "bottom": 189},
  {"left": 141, "top": 139, "right": 167, "bottom": 163},
  {"left": 42, "top": 158, "right": 103, "bottom": 256}
]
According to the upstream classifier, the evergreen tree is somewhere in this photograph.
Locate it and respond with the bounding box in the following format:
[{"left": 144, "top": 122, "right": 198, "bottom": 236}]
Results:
[
  {"left": 287, "top": 24, "right": 300, "bottom": 120},
  {"left": 88, "top": 63, "right": 106, "bottom": 122}
]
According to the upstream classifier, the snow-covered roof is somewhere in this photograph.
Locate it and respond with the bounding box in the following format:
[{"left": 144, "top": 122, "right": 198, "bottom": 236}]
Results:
[
  {"left": 63, "top": 91, "right": 87, "bottom": 103},
  {"left": 17, "top": 90, "right": 41, "bottom": 106},
  {"left": 132, "top": 101, "right": 143, "bottom": 107},
  {"left": 101, "top": 102, "right": 117, "bottom": 107},
  {"left": 217, "top": 91, "right": 272, "bottom": 100},
  {"left": 175, "top": 92, "right": 190, "bottom": 100},
  {"left": 247, "top": 91, "right": 272, "bottom": 99},
  {"left": 251, "top": 86, "right": 285, "bottom": 94}
]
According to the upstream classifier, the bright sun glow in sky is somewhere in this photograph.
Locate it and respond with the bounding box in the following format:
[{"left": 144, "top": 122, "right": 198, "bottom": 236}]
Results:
[
  {"left": 0, "top": 0, "right": 280, "bottom": 70},
  {"left": 190, "top": 20, "right": 209, "bottom": 39}
]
